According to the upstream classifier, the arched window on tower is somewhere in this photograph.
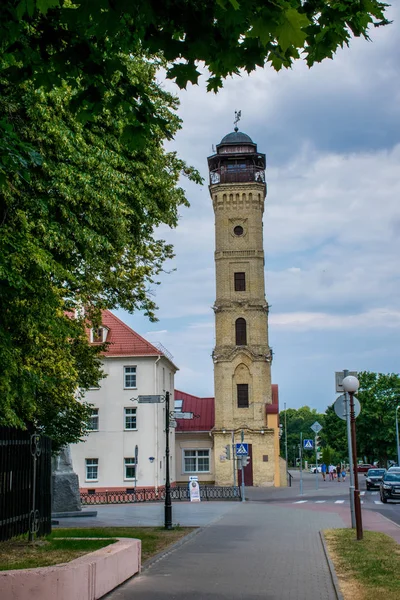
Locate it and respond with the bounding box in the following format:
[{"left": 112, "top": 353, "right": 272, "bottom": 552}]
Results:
[{"left": 235, "top": 318, "right": 247, "bottom": 345}]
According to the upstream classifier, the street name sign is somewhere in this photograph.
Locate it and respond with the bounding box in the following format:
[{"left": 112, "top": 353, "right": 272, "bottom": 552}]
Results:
[
  {"left": 138, "top": 395, "right": 162, "bottom": 403},
  {"left": 334, "top": 394, "right": 361, "bottom": 421},
  {"left": 174, "top": 412, "right": 194, "bottom": 420},
  {"left": 304, "top": 439, "right": 314, "bottom": 449},
  {"left": 236, "top": 443, "right": 249, "bottom": 456},
  {"left": 311, "top": 421, "right": 322, "bottom": 434}
]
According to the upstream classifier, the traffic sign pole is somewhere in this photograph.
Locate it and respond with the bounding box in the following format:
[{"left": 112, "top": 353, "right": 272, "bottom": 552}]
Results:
[
  {"left": 299, "top": 432, "right": 303, "bottom": 495},
  {"left": 315, "top": 435, "right": 319, "bottom": 491}
]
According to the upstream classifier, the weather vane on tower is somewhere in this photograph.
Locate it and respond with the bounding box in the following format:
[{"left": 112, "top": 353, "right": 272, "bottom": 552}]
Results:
[{"left": 234, "top": 110, "right": 241, "bottom": 132}]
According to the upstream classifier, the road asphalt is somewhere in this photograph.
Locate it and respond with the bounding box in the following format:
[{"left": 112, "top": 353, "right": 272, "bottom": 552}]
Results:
[{"left": 54, "top": 472, "right": 399, "bottom": 599}]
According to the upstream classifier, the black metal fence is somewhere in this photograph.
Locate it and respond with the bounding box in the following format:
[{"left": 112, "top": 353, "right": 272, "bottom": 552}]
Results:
[
  {"left": 81, "top": 485, "right": 241, "bottom": 505},
  {"left": 0, "top": 427, "right": 52, "bottom": 542}
]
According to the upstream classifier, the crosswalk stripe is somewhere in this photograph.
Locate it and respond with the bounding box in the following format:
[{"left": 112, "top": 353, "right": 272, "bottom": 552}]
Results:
[
  {"left": 361, "top": 501, "right": 364, "bottom": 504},
  {"left": 334, "top": 500, "right": 345, "bottom": 504},
  {"left": 360, "top": 491, "right": 365, "bottom": 496},
  {"left": 294, "top": 500, "right": 308, "bottom": 504},
  {"left": 374, "top": 500, "right": 383, "bottom": 505},
  {"left": 315, "top": 500, "right": 326, "bottom": 503},
  {"left": 371, "top": 492, "right": 378, "bottom": 495}
]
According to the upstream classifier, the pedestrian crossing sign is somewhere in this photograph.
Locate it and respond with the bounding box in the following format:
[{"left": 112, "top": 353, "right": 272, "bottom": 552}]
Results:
[
  {"left": 235, "top": 443, "right": 249, "bottom": 456},
  {"left": 304, "top": 439, "right": 314, "bottom": 449}
]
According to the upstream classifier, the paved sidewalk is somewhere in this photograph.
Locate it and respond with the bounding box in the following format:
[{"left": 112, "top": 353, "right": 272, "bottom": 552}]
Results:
[{"left": 105, "top": 502, "right": 346, "bottom": 600}]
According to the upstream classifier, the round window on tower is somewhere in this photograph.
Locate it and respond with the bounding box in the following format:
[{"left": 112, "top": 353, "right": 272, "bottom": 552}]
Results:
[{"left": 234, "top": 225, "right": 244, "bottom": 236}]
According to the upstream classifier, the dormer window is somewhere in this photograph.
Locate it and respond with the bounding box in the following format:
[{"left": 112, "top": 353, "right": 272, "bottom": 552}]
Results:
[{"left": 91, "top": 327, "right": 108, "bottom": 343}]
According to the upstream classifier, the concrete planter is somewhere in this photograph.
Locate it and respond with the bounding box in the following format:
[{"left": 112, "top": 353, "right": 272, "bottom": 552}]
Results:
[{"left": 1, "top": 538, "right": 141, "bottom": 600}]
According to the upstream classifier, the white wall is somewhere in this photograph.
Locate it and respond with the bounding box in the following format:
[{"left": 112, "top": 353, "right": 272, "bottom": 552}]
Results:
[{"left": 70, "top": 355, "right": 176, "bottom": 490}]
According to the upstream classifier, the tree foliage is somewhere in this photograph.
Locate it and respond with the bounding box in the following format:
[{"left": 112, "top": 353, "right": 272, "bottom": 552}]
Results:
[
  {"left": 279, "top": 405, "right": 325, "bottom": 465},
  {"left": 0, "top": 0, "right": 391, "bottom": 448},
  {"left": 0, "top": 54, "right": 200, "bottom": 450},
  {"left": 323, "top": 372, "right": 400, "bottom": 466}
]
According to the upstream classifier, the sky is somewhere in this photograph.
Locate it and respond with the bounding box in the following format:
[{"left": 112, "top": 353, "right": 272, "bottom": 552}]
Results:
[{"left": 116, "top": 5, "right": 400, "bottom": 416}]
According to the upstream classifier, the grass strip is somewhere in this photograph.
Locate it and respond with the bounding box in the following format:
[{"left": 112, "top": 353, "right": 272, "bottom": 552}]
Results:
[
  {"left": 0, "top": 537, "right": 116, "bottom": 571},
  {"left": 49, "top": 527, "right": 195, "bottom": 561},
  {"left": 324, "top": 529, "right": 400, "bottom": 600}
]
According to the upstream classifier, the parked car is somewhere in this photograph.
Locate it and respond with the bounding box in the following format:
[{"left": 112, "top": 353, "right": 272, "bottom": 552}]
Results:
[
  {"left": 365, "top": 468, "right": 386, "bottom": 490},
  {"left": 379, "top": 472, "right": 400, "bottom": 503},
  {"left": 309, "top": 466, "right": 322, "bottom": 473},
  {"left": 387, "top": 466, "right": 400, "bottom": 474},
  {"left": 356, "top": 463, "right": 374, "bottom": 473}
]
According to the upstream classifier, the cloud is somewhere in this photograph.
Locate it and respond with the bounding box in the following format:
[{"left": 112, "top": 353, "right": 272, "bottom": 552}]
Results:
[{"left": 117, "top": 7, "right": 400, "bottom": 410}]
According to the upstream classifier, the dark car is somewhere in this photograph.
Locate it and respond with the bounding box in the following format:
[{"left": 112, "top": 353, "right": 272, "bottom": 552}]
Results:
[
  {"left": 379, "top": 472, "right": 400, "bottom": 503},
  {"left": 365, "top": 468, "right": 386, "bottom": 490}
]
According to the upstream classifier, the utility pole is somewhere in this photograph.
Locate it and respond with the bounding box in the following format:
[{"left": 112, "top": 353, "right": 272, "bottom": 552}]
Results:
[
  {"left": 231, "top": 430, "right": 236, "bottom": 488},
  {"left": 299, "top": 432, "right": 303, "bottom": 495}
]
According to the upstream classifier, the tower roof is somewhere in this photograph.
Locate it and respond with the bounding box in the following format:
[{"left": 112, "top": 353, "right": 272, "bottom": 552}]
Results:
[{"left": 219, "top": 130, "right": 253, "bottom": 145}]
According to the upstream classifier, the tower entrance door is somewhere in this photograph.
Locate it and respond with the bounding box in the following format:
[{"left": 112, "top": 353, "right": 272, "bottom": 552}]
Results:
[{"left": 237, "top": 444, "right": 253, "bottom": 487}]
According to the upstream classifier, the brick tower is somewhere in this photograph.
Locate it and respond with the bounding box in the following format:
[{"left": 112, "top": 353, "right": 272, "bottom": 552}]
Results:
[{"left": 208, "top": 119, "right": 281, "bottom": 487}]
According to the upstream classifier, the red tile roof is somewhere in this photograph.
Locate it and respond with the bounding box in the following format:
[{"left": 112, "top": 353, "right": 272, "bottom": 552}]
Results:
[
  {"left": 93, "top": 310, "right": 167, "bottom": 359},
  {"left": 174, "top": 390, "right": 215, "bottom": 432}
]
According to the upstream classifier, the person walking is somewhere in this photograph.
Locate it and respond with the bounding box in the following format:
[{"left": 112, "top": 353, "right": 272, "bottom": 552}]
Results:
[
  {"left": 336, "top": 464, "right": 342, "bottom": 482},
  {"left": 328, "top": 464, "right": 334, "bottom": 481},
  {"left": 341, "top": 468, "right": 346, "bottom": 482},
  {"left": 321, "top": 462, "right": 327, "bottom": 481}
]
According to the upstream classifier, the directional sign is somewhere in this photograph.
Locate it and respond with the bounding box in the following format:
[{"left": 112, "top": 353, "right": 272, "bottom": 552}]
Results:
[
  {"left": 303, "top": 439, "right": 314, "bottom": 449},
  {"left": 311, "top": 421, "right": 322, "bottom": 434},
  {"left": 138, "top": 395, "right": 163, "bottom": 404},
  {"left": 236, "top": 443, "right": 249, "bottom": 456},
  {"left": 174, "top": 412, "right": 194, "bottom": 420}
]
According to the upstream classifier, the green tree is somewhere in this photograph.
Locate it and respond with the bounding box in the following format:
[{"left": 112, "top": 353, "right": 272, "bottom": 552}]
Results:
[
  {"left": 280, "top": 406, "right": 325, "bottom": 465},
  {"left": 0, "top": 55, "right": 200, "bottom": 450},
  {"left": 0, "top": 1, "right": 390, "bottom": 183},
  {"left": 356, "top": 372, "right": 400, "bottom": 466},
  {"left": 323, "top": 404, "right": 348, "bottom": 462},
  {"left": 324, "top": 372, "right": 400, "bottom": 467}
]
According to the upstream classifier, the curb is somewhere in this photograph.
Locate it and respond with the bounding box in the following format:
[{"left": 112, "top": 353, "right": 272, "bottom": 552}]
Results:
[
  {"left": 141, "top": 527, "right": 203, "bottom": 571},
  {"left": 319, "top": 531, "right": 344, "bottom": 600}
]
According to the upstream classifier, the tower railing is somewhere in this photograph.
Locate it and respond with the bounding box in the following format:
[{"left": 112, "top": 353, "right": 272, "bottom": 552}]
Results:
[{"left": 210, "top": 166, "right": 265, "bottom": 185}]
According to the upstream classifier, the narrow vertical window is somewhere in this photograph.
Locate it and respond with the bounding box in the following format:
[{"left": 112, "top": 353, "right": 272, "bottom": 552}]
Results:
[
  {"left": 237, "top": 384, "right": 249, "bottom": 408},
  {"left": 124, "top": 407, "right": 137, "bottom": 430},
  {"left": 124, "top": 366, "right": 137, "bottom": 388},
  {"left": 234, "top": 272, "right": 246, "bottom": 291},
  {"left": 124, "top": 458, "right": 136, "bottom": 480},
  {"left": 88, "top": 408, "right": 99, "bottom": 431},
  {"left": 85, "top": 458, "right": 98, "bottom": 480},
  {"left": 235, "top": 318, "right": 247, "bottom": 345}
]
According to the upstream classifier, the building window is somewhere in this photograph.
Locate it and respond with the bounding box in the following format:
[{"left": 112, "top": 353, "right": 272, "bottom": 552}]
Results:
[
  {"left": 124, "top": 366, "right": 137, "bottom": 389},
  {"left": 124, "top": 407, "right": 137, "bottom": 430},
  {"left": 174, "top": 399, "right": 183, "bottom": 413},
  {"left": 183, "top": 450, "right": 210, "bottom": 473},
  {"left": 91, "top": 327, "right": 108, "bottom": 343},
  {"left": 235, "top": 318, "right": 247, "bottom": 345},
  {"left": 234, "top": 225, "right": 244, "bottom": 236},
  {"left": 234, "top": 272, "right": 246, "bottom": 291},
  {"left": 124, "top": 458, "right": 136, "bottom": 480},
  {"left": 237, "top": 384, "right": 249, "bottom": 408},
  {"left": 88, "top": 408, "right": 99, "bottom": 431},
  {"left": 85, "top": 458, "right": 98, "bottom": 480}
]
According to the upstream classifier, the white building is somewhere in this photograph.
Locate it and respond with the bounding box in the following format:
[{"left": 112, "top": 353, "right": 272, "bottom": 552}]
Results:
[{"left": 70, "top": 310, "right": 178, "bottom": 492}]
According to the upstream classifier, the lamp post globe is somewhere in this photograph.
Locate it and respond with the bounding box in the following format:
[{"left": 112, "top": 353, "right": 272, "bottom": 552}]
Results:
[{"left": 342, "top": 375, "right": 360, "bottom": 394}]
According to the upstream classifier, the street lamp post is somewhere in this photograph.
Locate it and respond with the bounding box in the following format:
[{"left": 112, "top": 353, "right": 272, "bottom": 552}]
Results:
[
  {"left": 164, "top": 390, "right": 173, "bottom": 530},
  {"left": 342, "top": 375, "right": 363, "bottom": 541},
  {"left": 396, "top": 406, "right": 400, "bottom": 467}
]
